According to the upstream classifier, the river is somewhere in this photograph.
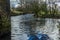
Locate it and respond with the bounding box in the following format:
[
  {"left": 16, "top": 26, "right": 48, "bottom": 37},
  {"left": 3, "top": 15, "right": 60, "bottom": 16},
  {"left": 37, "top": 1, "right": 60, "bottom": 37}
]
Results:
[{"left": 11, "top": 14, "right": 60, "bottom": 40}]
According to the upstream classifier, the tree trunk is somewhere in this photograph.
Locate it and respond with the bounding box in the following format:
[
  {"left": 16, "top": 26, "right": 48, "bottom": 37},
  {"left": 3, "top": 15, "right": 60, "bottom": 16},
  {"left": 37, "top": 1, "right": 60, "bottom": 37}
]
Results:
[{"left": 0, "top": 0, "right": 10, "bottom": 40}]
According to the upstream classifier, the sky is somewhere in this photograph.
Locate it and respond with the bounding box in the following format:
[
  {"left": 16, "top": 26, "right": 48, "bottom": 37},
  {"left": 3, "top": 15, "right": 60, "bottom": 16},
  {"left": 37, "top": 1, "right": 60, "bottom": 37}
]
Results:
[
  {"left": 10, "top": 0, "right": 60, "bottom": 8},
  {"left": 10, "top": 0, "right": 20, "bottom": 8},
  {"left": 10, "top": 0, "right": 16, "bottom": 1}
]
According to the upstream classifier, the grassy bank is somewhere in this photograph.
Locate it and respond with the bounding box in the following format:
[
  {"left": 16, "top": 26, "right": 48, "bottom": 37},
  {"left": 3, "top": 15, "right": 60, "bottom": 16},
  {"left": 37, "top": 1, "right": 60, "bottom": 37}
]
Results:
[{"left": 10, "top": 9, "right": 60, "bottom": 19}]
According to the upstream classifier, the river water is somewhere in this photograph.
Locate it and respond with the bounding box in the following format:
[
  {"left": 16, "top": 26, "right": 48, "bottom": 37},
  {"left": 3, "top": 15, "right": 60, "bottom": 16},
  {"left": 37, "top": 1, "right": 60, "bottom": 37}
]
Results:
[{"left": 11, "top": 14, "right": 60, "bottom": 40}]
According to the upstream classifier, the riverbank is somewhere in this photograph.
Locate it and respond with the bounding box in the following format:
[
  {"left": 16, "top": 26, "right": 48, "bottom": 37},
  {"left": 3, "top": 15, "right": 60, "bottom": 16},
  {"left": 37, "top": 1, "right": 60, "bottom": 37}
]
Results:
[
  {"left": 10, "top": 9, "right": 60, "bottom": 18},
  {"left": 11, "top": 12, "right": 60, "bottom": 19},
  {"left": 10, "top": 11, "right": 34, "bottom": 16}
]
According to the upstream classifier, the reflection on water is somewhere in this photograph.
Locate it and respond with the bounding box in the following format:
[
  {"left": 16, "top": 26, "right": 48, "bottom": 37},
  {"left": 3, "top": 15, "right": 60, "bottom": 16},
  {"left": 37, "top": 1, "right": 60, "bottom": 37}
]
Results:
[{"left": 11, "top": 14, "right": 60, "bottom": 40}]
